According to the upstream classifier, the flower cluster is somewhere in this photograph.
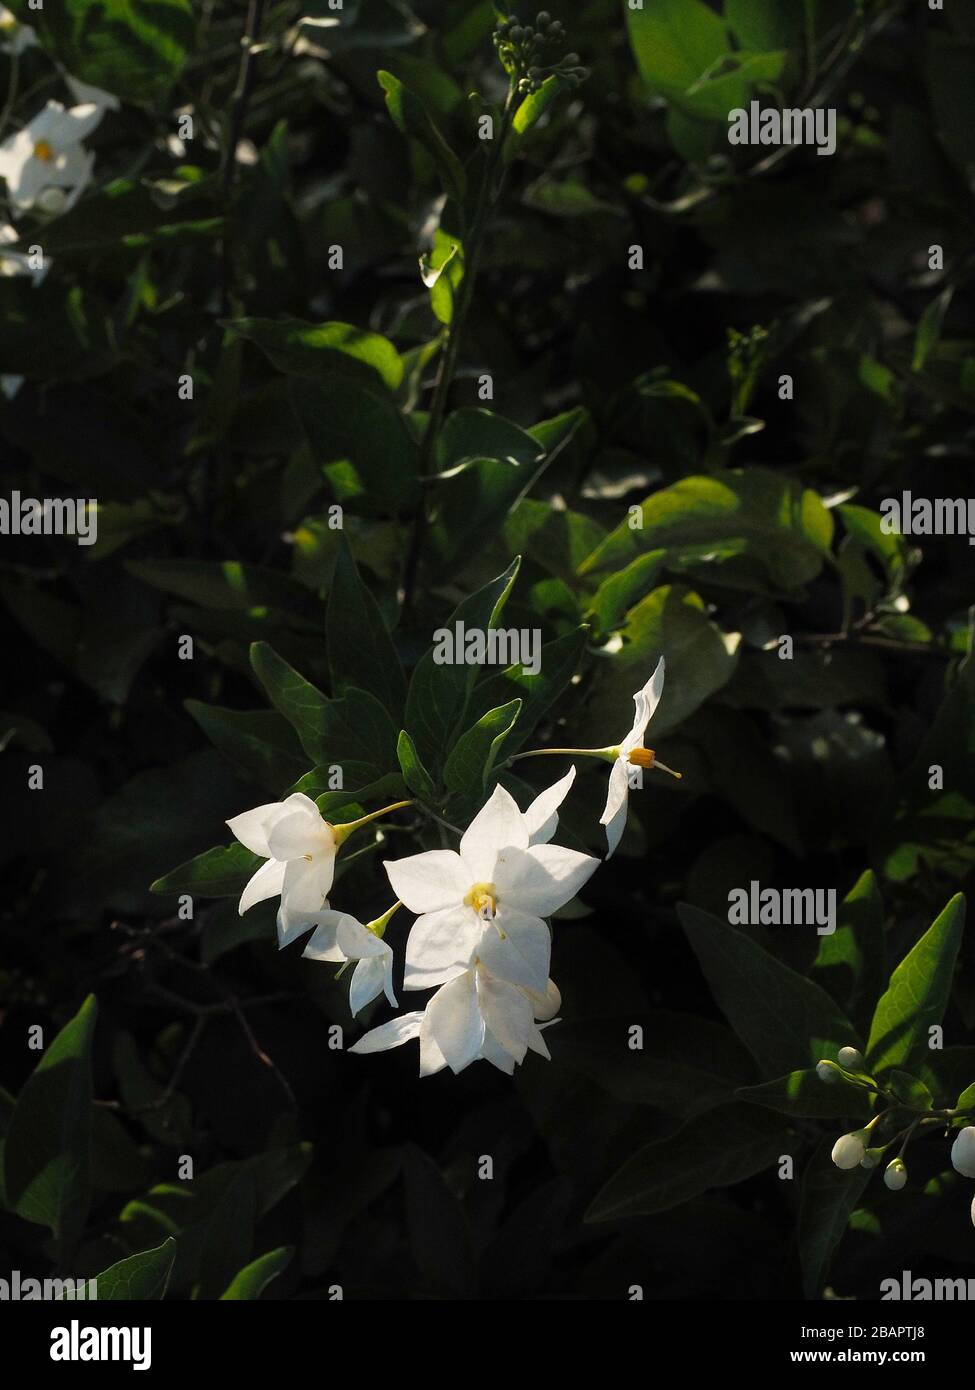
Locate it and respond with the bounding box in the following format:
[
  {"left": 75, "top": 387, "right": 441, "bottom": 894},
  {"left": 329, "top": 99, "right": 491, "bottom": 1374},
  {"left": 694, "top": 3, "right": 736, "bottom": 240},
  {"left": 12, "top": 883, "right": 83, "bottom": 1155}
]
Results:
[
  {"left": 227, "top": 660, "right": 679, "bottom": 1076},
  {"left": 492, "top": 11, "right": 589, "bottom": 96},
  {"left": 819, "top": 1047, "right": 975, "bottom": 1226}
]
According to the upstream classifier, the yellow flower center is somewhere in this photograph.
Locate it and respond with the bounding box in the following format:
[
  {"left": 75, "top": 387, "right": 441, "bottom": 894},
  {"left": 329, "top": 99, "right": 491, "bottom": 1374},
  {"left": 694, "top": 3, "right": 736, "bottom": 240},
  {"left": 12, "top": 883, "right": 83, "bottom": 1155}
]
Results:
[
  {"left": 465, "top": 882, "right": 500, "bottom": 927},
  {"left": 33, "top": 140, "right": 55, "bottom": 163},
  {"left": 627, "top": 747, "right": 656, "bottom": 769}
]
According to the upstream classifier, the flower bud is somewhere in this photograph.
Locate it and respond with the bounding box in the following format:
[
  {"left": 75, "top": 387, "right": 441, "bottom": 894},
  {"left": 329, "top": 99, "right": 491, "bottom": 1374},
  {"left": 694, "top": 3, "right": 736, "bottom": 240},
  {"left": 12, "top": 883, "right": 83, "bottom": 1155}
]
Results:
[
  {"left": 838, "top": 1046, "right": 865, "bottom": 1071},
  {"left": 950, "top": 1125, "right": 975, "bottom": 1179},
  {"left": 884, "top": 1158, "right": 907, "bottom": 1191},
  {"left": 509, "top": 25, "right": 524, "bottom": 41},
  {"left": 536, "top": 10, "right": 551, "bottom": 25},
  {"left": 564, "top": 52, "right": 580, "bottom": 65},
  {"left": 831, "top": 1131, "right": 866, "bottom": 1170},
  {"left": 860, "top": 1147, "right": 884, "bottom": 1169},
  {"left": 816, "top": 1060, "right": 838, "bottom": 1083},
  {"left": 971, "top": 1193, "right": 975, "bottom": 1229}
]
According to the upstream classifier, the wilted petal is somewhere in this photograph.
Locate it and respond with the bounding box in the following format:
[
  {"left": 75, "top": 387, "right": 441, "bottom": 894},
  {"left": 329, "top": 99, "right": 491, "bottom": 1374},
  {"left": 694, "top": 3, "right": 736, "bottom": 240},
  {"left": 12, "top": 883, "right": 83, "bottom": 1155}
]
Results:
[
  {"left": 384, "top": 849, "right": 471, "bottom": 913},
  {"left": 403, "top": 905, "right": 480, "bottom": 990},
  {"left": 459, "top": 784, "right": 529, "bottom": 881},
  {"left": 238, "top": 857, "right": 286, "bottom": 915},
  {"left": 522, "top": 766, "right": 575, "bottom": 845}
]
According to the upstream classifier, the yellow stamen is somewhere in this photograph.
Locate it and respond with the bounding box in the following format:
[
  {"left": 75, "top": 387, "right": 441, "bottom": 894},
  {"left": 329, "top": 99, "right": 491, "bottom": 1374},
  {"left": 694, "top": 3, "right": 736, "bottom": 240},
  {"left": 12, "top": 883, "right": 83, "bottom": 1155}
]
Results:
[
  {"left": 33, "top": 141, "right": 55, "bottom": 163},
  {"left": 627, "top": 747, "right": 682, "bottom": 778},
  {"left": 465, "top": 882, "right": 500, "bottom": 927}
]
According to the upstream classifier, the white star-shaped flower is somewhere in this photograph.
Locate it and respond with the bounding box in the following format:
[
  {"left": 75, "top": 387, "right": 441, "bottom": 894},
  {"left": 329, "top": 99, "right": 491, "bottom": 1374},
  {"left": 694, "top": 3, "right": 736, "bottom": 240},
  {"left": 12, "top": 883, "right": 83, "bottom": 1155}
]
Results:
[
  {"left": 302, "top": 909, "right": 397, "bottom": 1016},
  {"left": 227, "top": 792, "right": 338, "bottom": 947},
  {"left": 385, "top": 783, "right": 597, "bottom": 999},
  {"left": 0, "top": 101, "right": 100, "bottom": 212},
  {"left": 599, "top": 656, "right": 680, "bottom": 857},
  {"left": 349, "top": 966, "right": 561, "bottom": 1076}
]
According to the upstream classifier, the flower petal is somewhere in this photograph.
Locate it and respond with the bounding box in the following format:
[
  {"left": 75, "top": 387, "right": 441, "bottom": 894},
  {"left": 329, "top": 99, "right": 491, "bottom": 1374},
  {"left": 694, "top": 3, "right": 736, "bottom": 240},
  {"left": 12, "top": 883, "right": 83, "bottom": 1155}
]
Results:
[
  {"left": 459, "top": 784, "right": 529, "bottom": 881},
  {"left": 238, "top": 857, "right": 286, "bottom": 915},
  {"left": 299, "top": 909, "right": 345, "bottom": 959},
  {"left": 349, "top": 956, "right": 391, "bottom": 1017},
  {"left": 404, "top": 905, "right": 480, "bottom": 990},
  {"left": 494, "top": 842, "right": 597, "bottom": 918},
  {"left": 599, "top": 758, "right": 630, "bottom": 859},
  {"left": 477, "top": 906, "right": 550, "bottom": 993},
  {"left": 227, "top": 802, "right": 281, "bottom": 857},
  {"left": 476, "top": 971, "right": 533, "bottom": 1064},
  {"left": 336, "top": 915, "right": 386, "bottom": 959},
  {"left": 281, "top": 857, "right": 330, "bottom": 916},
  {"left": 424, "top": 972, "right": 484, "bottom": 1073},
  {"left": 522, "top": 766, "right": 576, "bottom": 845},
  {"left": 349, "top": 1011, "right": 424, "bottom": 1054},
  {"left": 384, "top": 849, "right": 471, "bottom": 913},
  {"left": 621, "top": 656, "right": 665, "bottom": 750},
  {"left": 267, "top": 810, "right": 320, "bottom": 861}
]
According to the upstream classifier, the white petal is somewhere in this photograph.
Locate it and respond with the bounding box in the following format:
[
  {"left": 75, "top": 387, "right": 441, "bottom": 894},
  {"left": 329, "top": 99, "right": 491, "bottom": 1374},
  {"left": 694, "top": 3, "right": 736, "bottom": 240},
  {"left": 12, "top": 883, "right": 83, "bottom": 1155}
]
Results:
[
  {"left": 349, "top": 1011, "right": 424, "bottom": 1054},
  {"left": 336, "top": 915, "right": 387, "bottom": 959},
  {"left": 424, "top": 972, "right": 484, "bottom": 1073},
  {"left": 267, "top": 810, "right": 320, "bottom": 861},
  {"left": 299, "top": 909, "right": 345, "bottom": 959},
  {"left": 477, "top": 906, "right": 550, "bottom": 993},
  {"left": 476, "top": 970, "right": 532, "bottom": 1064},
  {"left": 384, "top": 849, "right": 471, "bottom": 913},
  {"left": 621, "top": 656, "right": 665, "bottom": 750},
  {"left": 523, "top": 766, "right": 576, "bottom": 845},
  {"left": 600, "top": 758, "right": 630, "bottom": 859},
  {"left": 403, "top": 905, "right": 480, "bottom": 991},
  {"left": 349, "top": 957, "right": 390, "bottom": 1016},
  {"left": 527, "top": 1024, "right": 554, "bottom": 1059},
  {"left": 277, "top": 903, "right": 322, "bottom": 949},
  {"left": 281, "top": 857, "right": 330, "bottom": 916},
  {"left": 238, "top": 857, "right": 286, "bottom": 915},
  {"left": 459, "top": 784, "right": 529, "bottom": 881},
  {"left": 494, "top": 842, "right": 597, "bottom": 918},
  {"left": 480, "top": 1029, "right": 517, "bottom": 1074},
  {"left": 525, "top": 977, "right": 561, "bottom": 1022},
  {"left": 65, "top": 75, "right": 121, "bottom": 112},
  {"left": 49, "top": 101, "right": 102, "bottom": 144},
  {"left": 227, "top": 802, "right": 281, "bottom": 857},
  {"left": 418, "top": 1014, "right": 448, "bottom": 1076}
]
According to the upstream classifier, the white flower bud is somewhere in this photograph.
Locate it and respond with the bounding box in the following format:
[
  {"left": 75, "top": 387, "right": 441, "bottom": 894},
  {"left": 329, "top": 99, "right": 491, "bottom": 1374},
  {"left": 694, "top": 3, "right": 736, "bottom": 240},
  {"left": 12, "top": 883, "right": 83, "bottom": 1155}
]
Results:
[
  {"left": 884, "top": 1158, "right": 907, "bottom": 1191},
  {"left": 860, "top": 1147, "right": 883, "bottom": 1169},
  {"left": 837, "top": 1046, "right": 865, "bottom": 1071},
  {"left": 816, "top": 1060, "right": 837, "bottom": 1083},
  {"left": 950, "top": 1126, "right": 975, "bottom": 1179},
  {"left": 971, "top": 1193, "right": 975, "bottom": 1229},
  {"left": 831, "top": 1131, "right": 866, "bottom": 1170}
]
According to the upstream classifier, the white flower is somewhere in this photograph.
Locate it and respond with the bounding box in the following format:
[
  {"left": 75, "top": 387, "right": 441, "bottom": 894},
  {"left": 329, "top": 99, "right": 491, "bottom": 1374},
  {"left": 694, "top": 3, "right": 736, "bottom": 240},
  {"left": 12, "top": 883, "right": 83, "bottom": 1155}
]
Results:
[
  {"left": 951, "top": 1126, "right": 975, "bottom": 1179},
  {"left": 227, "top": 793, "right": 337, "bottom": 947},
  {"left": 385, "top": 783, "right": 597, "bottom": 998},
  {"left": 0, "top": 101, "right": 100, "bottom": 212},
  {"left": 350, "top": 966, "right": 561, "bottom": 1076},
  {"left": 302, "top": 908, "right": 397, "bottom": 1016},
  {"left": 599, "top": 656, "right": 679, "bottom": 858},
  {"left": 64, "top": 74, "right": 121, "bottom": 114},
  {"left": 0, "top": 5, "right": 36, "bottom": 55},
  {"left": 831, "top": 1131, "right": 866, "bottom": 1170},
  {"left": 1, "top": 222, "right": 50, "bottom": 284}
]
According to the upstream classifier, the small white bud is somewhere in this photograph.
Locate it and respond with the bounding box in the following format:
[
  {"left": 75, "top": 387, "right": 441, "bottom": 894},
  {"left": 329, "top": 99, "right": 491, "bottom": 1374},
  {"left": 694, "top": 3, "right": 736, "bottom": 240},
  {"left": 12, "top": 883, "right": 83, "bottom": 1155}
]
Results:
[
  {"left": 860, "top": 1147, "right": 883, "bottom": 1170},
  {"left": 950, "top": 1126, "right": 975, "bottom": 1179},
  {"left": 816, "top": 1060, "right": 837, "bottom": 1083},
  {"left": 831, "top": 1132, "right": 866, "bottom": 1170},
  {"left": 837, "top": 1046, "right": 865, "bottom": 1071},
  {"left": 884, "top": 1158, "right": 907, "bottom": 1191}
]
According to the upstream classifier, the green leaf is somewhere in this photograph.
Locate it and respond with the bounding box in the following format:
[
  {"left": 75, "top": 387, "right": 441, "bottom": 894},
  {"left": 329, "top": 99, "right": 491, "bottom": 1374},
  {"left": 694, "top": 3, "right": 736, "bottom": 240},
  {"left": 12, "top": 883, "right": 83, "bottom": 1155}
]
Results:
[
  {"left": 547, "top": 1012, "right": 758, "bottom": 1118},
  {"left": 579, "top": 469, "right": 835, "bottom": 592},
  {"left": 586, "top": 1103, "right": 789, "bottom": 1221},
  {"left": 420, "top": 230, "right": 464, "bottom": 327},
  {"left": 326, "top": 539, "right": 406, "bottom": 718},
  {"left": 512, "top": 74, "right": 568, "bottom": 138},
  {"left": 726, "top": 0, "right": 798, "bottom": 51},
  {"left": 443, "top": 698, "right": 521, "bottom": 796},
  {"left": 126, "top": 559, "right": 320, "bottom": 623},
  {"left": 887, "top": 1070, "right": 933, "bottom": 1110},
  {"left": 150, "top": 843, "right": 262, "bottom": 899},
  {"left": 185, "top": 703, "right": 309, "bottom": 795},
  {"left": 913, "top": 286, "right": 954, "bottom": 372},
  {"left": 86, "top": 1238, "right": 177, "bottom": 1300},
  {"left": 737, "top": 1069, "right": 872, "bottom": 1120},
  {"left": 813, "top": 869, "right": 887, "bottom": 1032},
  {"left": 289, "top": 375, "right": 420, "bottom": 515},
  {"left": 585, "top": 552, "right": 668, "bottom": 634},
  {"left": 4, "top": 995, "right": 97, "bottom": 1255},
  {"left": 397, "top": 730, "right": 436, "bottom": 799},
  {"left": 799, "top": 1140, "right": 871, "bottom": 1298},
  {"left": 250, "top": 642, "right": 398, "bottom": 777},
  {"left": 465, "top": 625, "right": 588, "bottom": 756},
  {"left": 678, "top": 903, "right": 861, "bottom": 1078},
  {"left": 377, "top": 70, "right": 466, "bottom": 202},
  {"left": 227, "top": 318, "right": 404, "bottom": 391},
  {"left": 9, "top": 0, "right": 196, "bottom": 104},
  {"left": 219, "top": 1246, "right": 293, "bottom": 1300},
  {"left": 866, "top": 894, "right": 965, "bottom": 1076},
  {"left": 403, "top": 557, "right": 520, "bottom": 774},
  {"left": 626, "top": 0, "right": 729, "bottom": 101}
]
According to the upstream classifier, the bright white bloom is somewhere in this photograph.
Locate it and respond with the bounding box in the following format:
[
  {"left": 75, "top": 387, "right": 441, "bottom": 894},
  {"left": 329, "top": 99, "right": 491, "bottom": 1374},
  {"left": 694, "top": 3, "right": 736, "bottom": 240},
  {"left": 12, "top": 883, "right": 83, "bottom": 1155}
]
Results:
[
  {"left": 64, "top": 74, "right": 121, "bottom": 114},
  {"left": 1, "top": 223, "right": 50, "bottom": 283},
  {"left": 831, "top": 1131, "right": 866, "bottom": 1170},
  {"left": 350, "top": 966, "right": 561, "bottom": 1076},
  {"left": 227, "top": 793, "right": 337, "bottom": 947},
  {"left": 951, "top": 1126, "right": 975, "bottom": 1179},
  {"left": 0, "top": 101, "right": 99, "bottom": 212},
  {"left": 599, "top": 656, "right": 678, "bottom": 857},
  {"left": 0, "top": 5, "right": 36, "bottom": 55},
  {"left": 302, "top": 908, "right": 397, "bottom": 1016},
  {"left": 386, "top": 783, "right": 597, "bottom": 998}
]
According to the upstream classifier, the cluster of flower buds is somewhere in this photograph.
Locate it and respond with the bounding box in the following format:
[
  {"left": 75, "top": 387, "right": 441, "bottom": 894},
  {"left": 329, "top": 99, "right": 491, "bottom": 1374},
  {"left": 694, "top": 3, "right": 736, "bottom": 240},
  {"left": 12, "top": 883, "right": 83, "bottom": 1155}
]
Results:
[
  {"left": 492, "top": 12, "right": 589, "bottom": 94},
  {"left": 817, "top": 1047, "right": 975, "bottom": 1223}
]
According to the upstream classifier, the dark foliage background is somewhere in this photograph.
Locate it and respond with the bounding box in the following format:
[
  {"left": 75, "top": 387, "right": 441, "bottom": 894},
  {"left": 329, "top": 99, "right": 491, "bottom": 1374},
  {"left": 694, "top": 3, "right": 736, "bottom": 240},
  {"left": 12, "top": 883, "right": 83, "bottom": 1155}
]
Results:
[{"left": 1, "top": 0, "right": 974, "bottom": 1301}]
